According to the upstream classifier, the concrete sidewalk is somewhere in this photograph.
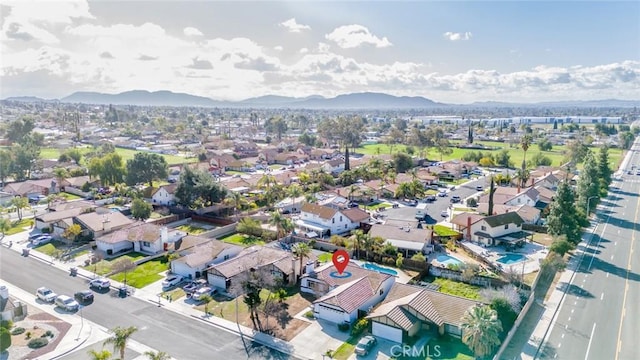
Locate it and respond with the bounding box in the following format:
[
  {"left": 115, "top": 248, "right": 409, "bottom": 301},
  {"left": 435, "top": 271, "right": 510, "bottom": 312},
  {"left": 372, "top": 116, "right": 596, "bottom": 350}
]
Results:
[{"left": 2, "top": 234, "right": 311, "bottom": 360}]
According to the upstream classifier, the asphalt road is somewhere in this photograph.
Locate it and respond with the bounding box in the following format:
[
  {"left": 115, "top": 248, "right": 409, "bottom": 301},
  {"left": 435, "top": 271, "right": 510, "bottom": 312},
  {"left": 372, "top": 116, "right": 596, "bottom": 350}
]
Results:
[
  {"left": 0, "top": 247, "right": 298, "bottom": 360},
  {"left": 541, "top": 146, "right": 640, "bottom": 360},
  {"left": 382, "top": 176, "right": 488, "bottom": 224}
]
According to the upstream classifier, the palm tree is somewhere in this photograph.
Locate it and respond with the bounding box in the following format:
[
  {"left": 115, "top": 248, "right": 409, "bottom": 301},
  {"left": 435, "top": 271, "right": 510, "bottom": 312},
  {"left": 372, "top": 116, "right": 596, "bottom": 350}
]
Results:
[
  {"left": 53, "top": 167, "right": 68, "bottom": 191},
  {"left": 88, "top": 349, "right": 112, "bottom": 360},
  {"left": 514, "top": 168, "right": 531, "bottom": 188},
  {"left": 363, "top": 235, "right": 383, "bottom": 261},
  {"left": 348, "top": 184, "right": 359, "bottom": 202},
  {"left": 351, "top": 229, "right": 368, "bottom": 259},
  {"left": 144, "top": 351, "right": 171, "bottom": 360},
  {"left": 287, "top": 183, "right": 303, "bottom": 208},
  {"left": 225, "top": 191, "right": 246, "bottom": 220},
  {"left": 103, "top": 326, "right": 138, "bottom": 360},
  {"left": 257, "top": 174, "right": 277, "bottom": 207},
  {"left": 292, "top": 242, "right": 312, "bottom": 277},
  {"left": 269, "top": 211, "right": 292, "bottom": 239},
  {"left": 461, "top": 306, "right": 503, "bottom": 359},
  {"left": 520, "top": 134, "right": 533, "bottom": 171}
]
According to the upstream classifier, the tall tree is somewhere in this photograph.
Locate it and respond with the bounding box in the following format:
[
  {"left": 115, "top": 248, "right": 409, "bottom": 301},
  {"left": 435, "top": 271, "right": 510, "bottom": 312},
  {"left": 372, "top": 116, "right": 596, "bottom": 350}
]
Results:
[
  {"left": 0, "top": 217, "right": 10, "bottom": 240},
  {"left": 88, "top": 153, "right": 126, "bottom": 186},
  {"left": 597, "top": 145, "right": 612, "bottom": 190},
  {"left": 520, "top": 134, "right": 533, "bottom": 171},
  {"left": 461, "top": 305, "right": 503, "bottom": 359},
  {"left": 131, "top": 198, "right": 153, "bottom": 220},
  {"left": 576, "top": 151, "right": 600, "bottom": 213},
  {"left": 269, "top": 211, "right": 292, "bottom": 239},
  {"left": 468, "top": 123, "right": 474, "bottom": 144},
  {"left": 546, "top": 181, "right": 581, "bottom": 244},
  {"left": 10, "top": 196, "right": 29, "bottom": 221},
  {"left": 126, "top": 152, "right": 168, "bottom": 187},
  {"left": 292, "top": 242, "right": 312, "bottom": 277},
  {"left": 103, "top": 326, "right": 138, "bottom": 360},
  {"left": 435, "top": 138, "right": 453, "bottom": 161},
  {"left": 175, "top": 166, "right": 227, "bottom": 209},
  {"left": 0, "top": 150, "right": 11, "bottom": 185},
  {"left": 6, "top": 117, "right": 35, "bottom": 144},
  {"left": 225, "top": 191, "right": 246, "bottom": 221},
  {"left": 488, "top": 177, "right": 496, "bottom": 216}
]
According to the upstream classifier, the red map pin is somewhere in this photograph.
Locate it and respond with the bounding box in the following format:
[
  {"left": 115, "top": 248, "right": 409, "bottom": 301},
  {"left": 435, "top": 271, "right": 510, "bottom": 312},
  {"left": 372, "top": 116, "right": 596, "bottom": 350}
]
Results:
[{"left": 332, "top": 250, "right": 350, "bottom": 275}]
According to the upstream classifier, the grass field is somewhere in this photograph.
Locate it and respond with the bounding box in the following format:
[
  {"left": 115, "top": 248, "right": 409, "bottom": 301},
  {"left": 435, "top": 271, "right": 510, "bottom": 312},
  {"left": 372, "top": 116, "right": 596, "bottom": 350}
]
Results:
[
  {"left": 318, "top": 252, "right": 332, "bottom": 263},
  {"left": 83, "top": 252, "right": 147, "bottom": 275},
  {"left": 431, "top": 278, "right": 481, "bottom": 300},
  {"left": 219, "top": 233, "right": 265, "bottom": 247},
  {"left": 3, "top": 219, "right": 33, "bottom": 235},
  {"left": 433, "top": 225, "right": 461, "bottom": 237},
  {"left": 176, "top": 223, "right": 208, "bottom": 235},
  {"left": 357, "top": 142, "right": 623, "bottom": 169},
  {"left": 110, "top": 257, "right": 169, "bottom": 288},
  {"left": 39, "top": 146, "right": 196, "bottom": 166}
]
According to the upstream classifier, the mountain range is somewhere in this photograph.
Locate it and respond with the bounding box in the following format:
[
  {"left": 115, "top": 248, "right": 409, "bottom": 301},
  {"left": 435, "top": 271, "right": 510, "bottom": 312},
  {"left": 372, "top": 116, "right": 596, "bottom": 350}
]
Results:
[{"left": 3, "top": 90, "right": 639, "bottom": 108}]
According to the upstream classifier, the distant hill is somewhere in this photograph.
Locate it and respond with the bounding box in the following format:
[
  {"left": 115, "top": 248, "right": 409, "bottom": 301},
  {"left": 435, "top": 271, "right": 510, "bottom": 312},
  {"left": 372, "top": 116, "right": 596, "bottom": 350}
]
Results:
[
  {"left": 61, "top": 90, "right": 225, "bottom": 107},
  {"left": 4, "top": 96, "right": 51, "bottom": 103},
  {"left": 296, "top": 92, "right": 443, "bottom": 109}
]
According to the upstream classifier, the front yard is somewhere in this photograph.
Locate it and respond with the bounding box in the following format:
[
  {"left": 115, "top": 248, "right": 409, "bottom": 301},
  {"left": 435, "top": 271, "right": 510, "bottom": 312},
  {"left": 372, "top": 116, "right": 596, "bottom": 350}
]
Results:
[
  {"left": 82, "top": 252, "right": 147, "bottom": 275},
  {"left": 194, "top": 288, "right": 312, "bottom": 341},
  {"left": 219, "top": 233, "right": 265, "bottom": 247},
  {"left": 3, "top": 218, "right": 33, "bottom": 236},
  {"left": 33, "top": 242, "right": 88, "bottom": 259},
  {"left": 110, "top": 257, "right": 169, "bottom": 288}
]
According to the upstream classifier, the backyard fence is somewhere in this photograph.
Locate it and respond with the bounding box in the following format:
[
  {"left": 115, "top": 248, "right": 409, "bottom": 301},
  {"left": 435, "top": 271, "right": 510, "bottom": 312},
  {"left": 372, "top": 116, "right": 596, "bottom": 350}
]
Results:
[
  {"left": 523, "top": 223, "right": 548, "bottom": 233},
  {"left": 199, "top": 222, "right": 238, "bottom": 239},
  {"left": 428, "top": 266, "right": 508, "bottom": 288}
]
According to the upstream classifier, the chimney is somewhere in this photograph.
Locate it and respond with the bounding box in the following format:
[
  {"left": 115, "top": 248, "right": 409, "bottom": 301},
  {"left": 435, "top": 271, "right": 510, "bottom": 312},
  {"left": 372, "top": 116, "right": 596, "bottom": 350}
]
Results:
[
  {"left": 161, "top": 226, "right": 169, "bottom": 243},
  {"left": 466, "top": 216, "right": 471, "bottom": 240},
  {"left": 0, "top": 285, "right": 8, "bottom": 300}
]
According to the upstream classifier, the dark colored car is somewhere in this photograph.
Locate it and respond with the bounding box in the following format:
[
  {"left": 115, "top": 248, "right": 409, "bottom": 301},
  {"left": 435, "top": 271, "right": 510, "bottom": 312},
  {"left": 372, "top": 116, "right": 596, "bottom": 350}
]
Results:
[
  {"left": 424, "top": 195, "right": 436, "bottom": 203},
  {"left": 74, "top": 290, "right": 94, "bottom": 305}
]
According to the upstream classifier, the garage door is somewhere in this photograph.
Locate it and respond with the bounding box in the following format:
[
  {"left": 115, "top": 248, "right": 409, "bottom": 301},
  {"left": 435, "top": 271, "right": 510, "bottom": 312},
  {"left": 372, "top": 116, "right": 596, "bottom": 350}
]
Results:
[
  {"left": 372, "top": 321, "right": 403, "bottom": 343},
  {"left": 315, "top": 304, "right": 346, "bottom": 324}
]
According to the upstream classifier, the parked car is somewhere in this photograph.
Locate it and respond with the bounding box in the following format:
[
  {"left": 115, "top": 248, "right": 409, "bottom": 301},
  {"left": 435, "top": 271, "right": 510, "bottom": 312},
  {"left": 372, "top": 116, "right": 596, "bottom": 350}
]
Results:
[
  {"left": 31, "top": 235, "right": 52, "bottom": 246},
  {"left": 74, "top": 290, "right": 94, "bottom": 304},
  {"left": 193, "top": 287, "right": 217, "bottom": 301},
  {"left": 29, "top": 233, "right": 45, "bottom": 240},
  {"left": 437, "top": 191, "right": 447, "bottom": 197},
  {"left": 55, "top": 295, "right": 79, "bottom": 312},
  {"left": 355, "top": 335, "right": 377, "bottom": 356},
  {"left": 89, "top": 278, "right": 111, "bottom": 290},
  {"left": 451, "top": 195, "right": 461, "bottom": 203},
  {"left": 36, "top": 287, "right": 57, "bottom": 303},
  {"left": 183, "top": 279, "right": 208, "bottom": 293},
  {"left": 440, "top": 210, "right": 449, "bottom": 217},
  {"left": 476, "top": 185, "right": 484, "bottom": 191},
  {"left": 162, "top": 274, "right": 184, "bottom": 288},
  {"left": 424, "top": 195, "right": 436, "bottom": 203}
]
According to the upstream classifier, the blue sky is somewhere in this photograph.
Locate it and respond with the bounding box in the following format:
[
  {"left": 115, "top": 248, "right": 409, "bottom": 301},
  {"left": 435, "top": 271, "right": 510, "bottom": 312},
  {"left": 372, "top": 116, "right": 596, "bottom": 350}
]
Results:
[{"left": 1, "top": 1, "right": 638, "bottom": 103}]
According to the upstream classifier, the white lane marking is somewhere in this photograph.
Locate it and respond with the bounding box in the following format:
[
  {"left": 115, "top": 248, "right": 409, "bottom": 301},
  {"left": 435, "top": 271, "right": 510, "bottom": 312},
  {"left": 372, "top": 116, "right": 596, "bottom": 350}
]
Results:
[
  {"left": 558, "top": 343, "right": 562, "bottom": 348},
  {"left": 618, "top": 230, "right": 620, "bottom": 234},
  {"left": 615, "top": 241, "right": 618, "bottom": 245},
  {"left": 601, "top": 293, "right": 604, "bottom": 300},
  {"left": 607, "top": 273, "right": 610, "bottom": 278},
  {"left": 571, "top": 309, "right": 574, "bottom": 314},
  {"left": 562, "top": 333, "right": 565, "bottom": 339},
  {"left": 611, "top": 255, "right": 615, "bottom": 260},
  {"left": 574, "top": 300, "right": 577, "bottom": 305},
  {"left": 585, "top": 323, "right": 597, "bottom": 360},
  {"left": 568, "top": 317, "right": 572, "bottom": 322},
  {"left": 565, "top": 324, "right": 568, "bottom": 330}
]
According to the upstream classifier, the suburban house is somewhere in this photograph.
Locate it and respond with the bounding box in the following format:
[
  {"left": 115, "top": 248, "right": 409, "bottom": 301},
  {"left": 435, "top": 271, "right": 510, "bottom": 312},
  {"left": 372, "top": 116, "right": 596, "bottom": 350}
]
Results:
[
  {"left": 95, "top": 222, "right": 185, "bottom": 256},
  {"left": 469, "top": 212, "right": 530, "bottom": 247},
  {"left": 206, "top": 246, "right": 315, "bottom": 293},
  {"left": 275, "top": 196, "right": 306, "bottom": 214},
  {"left": 296, "top": 202, "right": 367, "bottom": 238},
  {"left": 301, "top": 263, "right": 395, "bottom": 324},
  {"left": 36, "top": 207, "right": 85, "bottom": 232},
  {"left": 0, "top": 191, "right": 13, "bottom": 206},
  {"left": 170, "top": 238, "right": 243, "bottom": 280},
  {"left": 74, "top": 211, "right": 133, "bottom": 240},
  {"left": 368, "top": 283, "right": 481, "bottom": 343},
  {"left": 151, "top": 183, "right": 178, "bottom": 206},
  {"left": 368, "top": 224, "right": 434, "bottom": 256},
  {"left": 3, "top": 178, "right": 58, "bottom": 197},
  {"left": 61, "top": 176, "right": 98, "bottom": 192},
  {"left": 322, "top": 159, "right": 345, "bottom": 175},
  {"left": 476, "top": 204, "right": 541, "bottom": 225},
  {"left": 0, "top": 286, "right": 28, "bottom": 323}
]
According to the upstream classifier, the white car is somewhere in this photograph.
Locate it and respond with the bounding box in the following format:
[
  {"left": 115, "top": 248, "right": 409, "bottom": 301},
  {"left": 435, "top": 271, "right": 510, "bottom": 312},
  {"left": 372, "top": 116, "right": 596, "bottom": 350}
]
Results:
[
  {"left": 441, "top": 210, "right": 449, "bottom": 217},
  {"left": 31, "top": 235, "right": 52, "bottom": 246},
  {"left": 89, "top": 278, "right": 111, "bottom": 290},
  {"left": 55, "top": 295, "right": 79, "bottom": 312},
  {"left": 36, "top": 287, "right": 57, "bottom": 303},
  {"left": 192, "top": 287, "right": 216, "bottom": 301},
  {"left": 162, "top": 274, "right": 184, "bottom": 288}
]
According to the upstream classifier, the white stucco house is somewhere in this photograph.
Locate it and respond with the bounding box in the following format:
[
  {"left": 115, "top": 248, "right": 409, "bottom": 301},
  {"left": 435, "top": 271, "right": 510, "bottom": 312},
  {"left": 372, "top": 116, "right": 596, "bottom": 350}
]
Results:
[
  {"left": 301, "top": 262, "right": 395, "bottom": 324},
  {"left": 296, "top": 203, "right": 368, "bottom": 237},
  {"left": 95, "top": 223, "right": 185, "bottom": 256},
  {"left": 471, "top": 212, "right": 530, "bottom": 247},
  {"left": 170, "top": 238, "right": 243, "bottom": 280},
  {"left": 151, "top": 184, "right": 178, "bottom": 206}
]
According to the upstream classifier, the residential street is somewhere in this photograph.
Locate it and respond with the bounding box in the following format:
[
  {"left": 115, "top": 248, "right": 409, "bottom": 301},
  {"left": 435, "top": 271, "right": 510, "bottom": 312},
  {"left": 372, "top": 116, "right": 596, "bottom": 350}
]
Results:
[
  {"left": 541, "top": 146, "right": 640, "bottom": 359},
  {"left": 0, "top": 246, "right": 298, "bottom": 360}
]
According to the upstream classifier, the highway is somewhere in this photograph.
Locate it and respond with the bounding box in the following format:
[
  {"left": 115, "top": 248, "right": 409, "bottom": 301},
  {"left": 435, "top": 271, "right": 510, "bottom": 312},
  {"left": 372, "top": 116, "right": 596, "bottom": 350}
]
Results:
[
  {"left": 0, "top": 247, "right": 297, "bottom": 360},
  {"left": 540, "top": 144, "right": 640, "bottom": 360}
]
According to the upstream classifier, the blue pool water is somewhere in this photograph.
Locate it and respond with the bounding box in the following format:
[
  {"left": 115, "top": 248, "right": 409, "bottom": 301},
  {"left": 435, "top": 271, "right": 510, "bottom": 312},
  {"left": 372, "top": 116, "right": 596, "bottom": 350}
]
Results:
[
  {"left": 361, "top": 263, "right": 398, "bottom": 276},
  {"left": 496, "top": 254, "right": 527, "bottom": 265},
  {"left": 436, "top": 255, "right": 464, "bottom": 267}
]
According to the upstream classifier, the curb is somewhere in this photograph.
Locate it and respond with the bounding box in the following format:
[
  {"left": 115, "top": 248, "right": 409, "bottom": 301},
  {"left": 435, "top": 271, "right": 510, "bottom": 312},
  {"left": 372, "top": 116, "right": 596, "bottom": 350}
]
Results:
[{"left": 49, "top": 325, "right": 93, "bottom": 360}]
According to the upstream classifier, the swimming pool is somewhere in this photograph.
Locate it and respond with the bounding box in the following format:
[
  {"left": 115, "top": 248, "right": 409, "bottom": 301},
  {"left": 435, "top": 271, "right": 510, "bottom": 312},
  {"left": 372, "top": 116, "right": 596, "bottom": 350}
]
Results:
[
  {"left": 436, "top": 255, "right": 464, "bottom": 267},
  {"left": 361, "top": 263, "right": 398, "bottom": 276},
  {"left": 496, "top": 253, "right": 527, "bottom": 265}
]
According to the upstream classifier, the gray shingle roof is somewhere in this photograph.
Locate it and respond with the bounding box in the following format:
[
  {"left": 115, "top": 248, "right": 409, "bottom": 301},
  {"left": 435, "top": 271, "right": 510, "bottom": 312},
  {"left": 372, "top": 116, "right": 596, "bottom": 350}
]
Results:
[{"left": 483, "top": 212, "right": 524, "bottom": 227}]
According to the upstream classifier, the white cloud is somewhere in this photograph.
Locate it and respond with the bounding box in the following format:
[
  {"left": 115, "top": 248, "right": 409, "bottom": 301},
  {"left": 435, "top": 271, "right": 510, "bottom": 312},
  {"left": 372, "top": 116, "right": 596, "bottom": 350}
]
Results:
[
  {"left": 273, "top": 46, "right": 283, "bottom": 51},
  {"left": 325, "top": 24, "right": 392, "bottom": 49},
  {"left": 443, "top": 31, "right": 473, "bottom": 41},
  {"left": 183, "top": 27, "right": 203, "bottom": 37},
  {"left": 299, "top": 48, "right": 309, "bottom": 54},
  {"left": 279, "top": 18, "right": 311, "bottom": 33}
]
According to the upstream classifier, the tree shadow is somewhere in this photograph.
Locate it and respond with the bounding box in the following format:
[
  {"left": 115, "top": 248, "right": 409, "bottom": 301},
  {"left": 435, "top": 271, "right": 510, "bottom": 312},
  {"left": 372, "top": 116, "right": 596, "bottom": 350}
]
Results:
[
  {"left": 538, "top": 341, "right": 558, "bottom": 360},
  {"left": 556, "top": 282, "right": 594, "bottom": 298},
  {"left": 576, "top": 256, "right": 640, "bottom": 282},
  {"left": 575, "top": 245, "right": 601, "bottom": 255},
  {"left": 241, "top": 333, "right": 296, "bottom": 360},
  {"left": 598, "top": 200, "right": 619, "bottom": 208},
  {"left": 610, "top": 189, "right": 638, "bottom": 198},
  {"left": 602, "top": 216, "right": 638, "bottom": 231}
]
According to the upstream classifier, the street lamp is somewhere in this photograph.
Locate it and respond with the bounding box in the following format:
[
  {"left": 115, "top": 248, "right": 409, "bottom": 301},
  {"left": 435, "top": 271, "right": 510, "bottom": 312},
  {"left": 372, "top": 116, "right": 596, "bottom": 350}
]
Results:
[{"left": 586, "top": 196, "right": 598, "bottom": 218}]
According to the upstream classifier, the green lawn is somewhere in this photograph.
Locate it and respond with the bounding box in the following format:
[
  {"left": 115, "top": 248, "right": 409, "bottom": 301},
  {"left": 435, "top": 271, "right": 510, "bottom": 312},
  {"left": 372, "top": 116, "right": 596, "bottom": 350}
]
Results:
[
  {"left": 365, "top": 202, "right": 392, "bottom": 210},
  {"left": 33, "top": 243, "right": 57, "bottom": 256},
  {"left": 394, "top": 335, "right": 474, "bottom": 360},
  {"left": 110, "top": 257, "right": 169, "bottom": 288},
  {"left": 39, "top": 147, "right": 196, "bottom": 166},
  {"left": 160, "top": 287, "right": 186, "bottom": 301},
  {"left": 357, "top": 142, "right": 623, "bottom": 169},
  {"left": 83, "top": 252, "right": 147, "bottom": 275},
  {"left": 333, "top": 335, "right": 360, "bottom": 360},
  {"left": 176, "top": 224, "right": 208, "bottom": 235},
  {"left": 433, "top": 225, "right": 461, "bottom": 237},
  {"left": 59, "top": 192, "right": 83, "bottom": 200},
  {"left": 4, "top": 219, "right": 33, "bottom": 235},
  {"left": 432, "top": 278, "right": 481, "bottom": 300},
  {"left": 219, "top": 233, "right": 265, "bottom": 247},
  {"left": 318, "top": 252, "right": 332, "bottom": 263}
]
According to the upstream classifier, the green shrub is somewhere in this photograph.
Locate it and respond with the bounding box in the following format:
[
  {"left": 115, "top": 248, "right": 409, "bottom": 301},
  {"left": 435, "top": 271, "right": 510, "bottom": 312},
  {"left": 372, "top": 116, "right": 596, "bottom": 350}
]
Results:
[
  {"left": 0, "top": 328, "right": 11, "bottom": 352},
  {"left": 0, "top": 320, "right": 12, "bottom": 330},
  {"left": 383, "top": 257, "right": 395, "bottom": 266},
  {"left": 27, "top": 337, "right": 48, "bottom": 349},
  {"left": 25, "top": 331, "right": 32, "bottom": 339},
  {"left": 304, "top": 311, "right": 315, "bottom": 319},
  {"left": 45, "top": 330, "right": 54, "bottom": 337},
  {"left": 351, "top": 318, "right": 369, "bottom": 336},
  {"left": 11, "top": 327, "right": 25, "bottom": 335},
  {"left": 337, "top": 322, "right": 350, "bottom": 332}
]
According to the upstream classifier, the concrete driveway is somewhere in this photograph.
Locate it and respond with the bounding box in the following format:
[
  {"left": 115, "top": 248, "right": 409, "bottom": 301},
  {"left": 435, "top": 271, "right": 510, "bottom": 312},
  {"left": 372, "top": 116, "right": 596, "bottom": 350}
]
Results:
[
  {"left": 289, "top": 319, "right": 350, "bottom": 359},
  {"left": 347, "top": 338, "right": 396, "bottom": 360}
]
